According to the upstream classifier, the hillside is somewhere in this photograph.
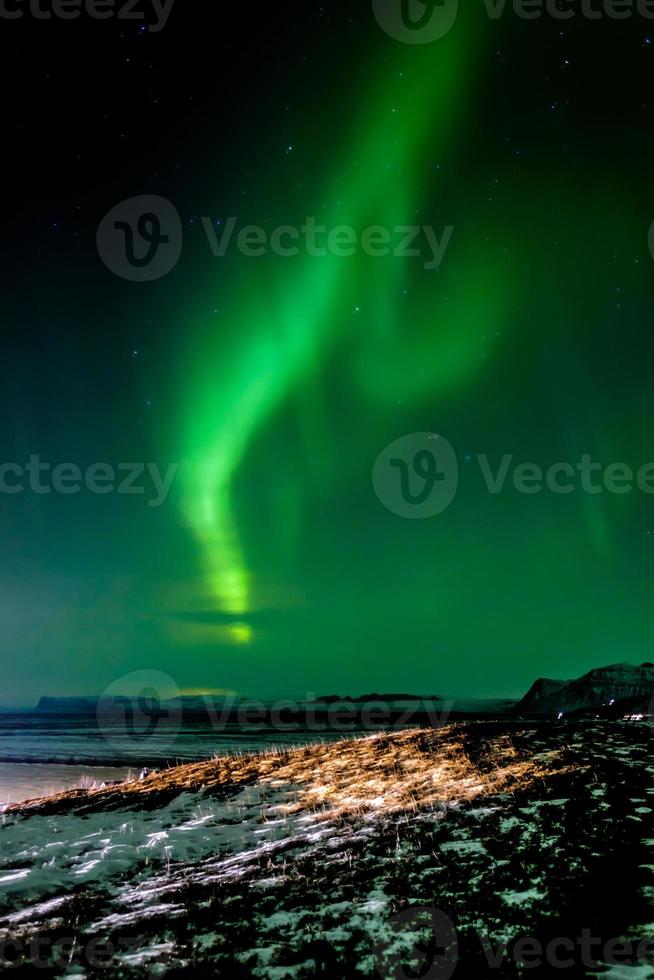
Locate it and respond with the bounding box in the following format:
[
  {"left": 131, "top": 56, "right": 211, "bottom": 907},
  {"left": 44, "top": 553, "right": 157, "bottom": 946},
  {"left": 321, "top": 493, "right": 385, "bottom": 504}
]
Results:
[
  {"left": 516, "top": 662, "right": 654, "bottom": 717},
  {"left": 4, "top": 722, "right": 654, "bottom": 976}
]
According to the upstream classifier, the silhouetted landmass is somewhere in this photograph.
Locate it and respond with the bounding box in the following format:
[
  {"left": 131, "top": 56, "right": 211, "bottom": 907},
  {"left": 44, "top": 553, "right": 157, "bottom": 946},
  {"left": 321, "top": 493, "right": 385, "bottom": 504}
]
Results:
[
  {"left": 516, "top": 662, "right": 654, "bottom": 717},
  {"left": 35, "top": 661, "right": 654, "bottom": 728},
  {"left": 314, "top": 693, "right": 443, "bottom": 703}
]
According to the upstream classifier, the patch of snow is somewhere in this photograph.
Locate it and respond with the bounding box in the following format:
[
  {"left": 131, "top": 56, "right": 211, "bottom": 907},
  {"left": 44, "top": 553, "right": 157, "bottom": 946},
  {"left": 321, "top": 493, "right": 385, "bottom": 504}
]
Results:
[{"left": 500, "top": 889, "right": 545, "bottom": 907}]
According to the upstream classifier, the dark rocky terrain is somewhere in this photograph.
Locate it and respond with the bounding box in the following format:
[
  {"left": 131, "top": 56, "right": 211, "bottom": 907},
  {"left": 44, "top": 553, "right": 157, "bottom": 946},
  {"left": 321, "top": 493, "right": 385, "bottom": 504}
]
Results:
[
  {"left": 1, "top": 721, "right": 654, "bottom": 977},
  {"left": 516, "top": 662, "right": 654, "bottom": 718}
]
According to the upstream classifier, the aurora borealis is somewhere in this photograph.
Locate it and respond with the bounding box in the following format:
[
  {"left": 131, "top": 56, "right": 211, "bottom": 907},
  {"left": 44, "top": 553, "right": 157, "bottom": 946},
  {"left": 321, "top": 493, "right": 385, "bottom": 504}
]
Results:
[
  {"left": 3, "top": 4, "right": 654, "bottom": 705},
  {"left": 178, "top": 17, "right": 510, "bottom": 648}
]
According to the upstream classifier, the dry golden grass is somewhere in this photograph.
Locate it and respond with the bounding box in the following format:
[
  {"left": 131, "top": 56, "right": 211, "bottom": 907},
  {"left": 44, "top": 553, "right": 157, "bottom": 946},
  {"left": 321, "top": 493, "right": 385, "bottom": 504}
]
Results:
[
  {"left": 5, "top": 727, "right": 572, "bottom": 821},
  {"left": 263, "top": 729, "right": 565, "bottom": 820}
]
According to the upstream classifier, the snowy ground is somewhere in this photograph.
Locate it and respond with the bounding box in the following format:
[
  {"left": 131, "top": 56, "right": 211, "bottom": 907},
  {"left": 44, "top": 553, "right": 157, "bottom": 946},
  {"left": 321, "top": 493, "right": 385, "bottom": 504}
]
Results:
[{"left": 1, "top": 723, "right": 654, "bottom": 977}]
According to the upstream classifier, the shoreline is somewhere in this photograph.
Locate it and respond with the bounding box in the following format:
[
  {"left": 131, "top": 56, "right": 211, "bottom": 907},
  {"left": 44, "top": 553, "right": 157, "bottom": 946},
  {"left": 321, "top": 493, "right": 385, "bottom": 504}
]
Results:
[
  {"left": 5, "top": 721, "right": 642, "bottom": 977},
  {"left": 0, "top": 762, "right": 136, "bottom": 808}
]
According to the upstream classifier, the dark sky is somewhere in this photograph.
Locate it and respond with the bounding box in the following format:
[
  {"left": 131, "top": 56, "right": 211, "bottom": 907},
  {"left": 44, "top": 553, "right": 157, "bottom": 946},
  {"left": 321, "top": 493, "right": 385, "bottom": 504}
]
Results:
[{"left": 2, "top": 1, "right": 654, "bottom": 706}]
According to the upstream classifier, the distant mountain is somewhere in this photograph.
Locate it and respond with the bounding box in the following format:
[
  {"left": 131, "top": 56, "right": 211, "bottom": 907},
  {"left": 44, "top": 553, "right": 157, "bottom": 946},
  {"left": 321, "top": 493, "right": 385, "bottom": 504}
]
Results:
[
  {"left": 33, "top": 693, "right": 514, "bottom": 726},
  {"left": 36, "top": 697, "right": 100, "bottom": 714},
  {"left": 36, "top": 693, "right": 447, "bottom": 713},
  {"left": 314, "top": 693, "right": 444, "bottom": 703},
  {"left": 41, "top": 666, "right": 654, "bottom": 724},
  {"left": 35, "top": 695, "right": 232, "bottom": 714},
  {"left": 515, "top": 662, "right": 654, "bottom": 717}
]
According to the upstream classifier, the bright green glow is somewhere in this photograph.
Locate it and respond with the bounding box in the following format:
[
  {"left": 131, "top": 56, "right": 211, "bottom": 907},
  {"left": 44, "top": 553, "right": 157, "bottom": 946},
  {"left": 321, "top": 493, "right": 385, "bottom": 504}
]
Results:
[
  {"left": 179, "top": 25, "right": 520, "bottom": 642},
  {"left": 6, "top": 15, "right": 654, "bottom": 708}
]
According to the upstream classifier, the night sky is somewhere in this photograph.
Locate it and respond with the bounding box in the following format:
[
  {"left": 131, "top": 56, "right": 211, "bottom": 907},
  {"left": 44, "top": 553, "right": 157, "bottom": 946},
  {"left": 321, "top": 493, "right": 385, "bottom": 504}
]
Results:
[{"left": 2, "top": 2, "right": 654, "bottom": 706}]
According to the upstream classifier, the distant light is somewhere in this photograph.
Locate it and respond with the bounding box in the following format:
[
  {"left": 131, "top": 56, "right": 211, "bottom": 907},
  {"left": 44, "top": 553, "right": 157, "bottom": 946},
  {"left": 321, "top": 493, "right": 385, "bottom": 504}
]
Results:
[{"left": 557, "top": 712, "right": 563, "bottom": 720}]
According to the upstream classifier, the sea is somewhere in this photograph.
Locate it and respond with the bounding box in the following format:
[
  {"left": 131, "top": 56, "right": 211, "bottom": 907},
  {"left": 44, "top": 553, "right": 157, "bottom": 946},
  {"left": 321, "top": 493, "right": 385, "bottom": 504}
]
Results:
[
  {"left": 0, "top": 698, "right": 515, "bottom": 805},
  {"left": 0, "top": 711, "right": 360, "bottom": 805}
]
